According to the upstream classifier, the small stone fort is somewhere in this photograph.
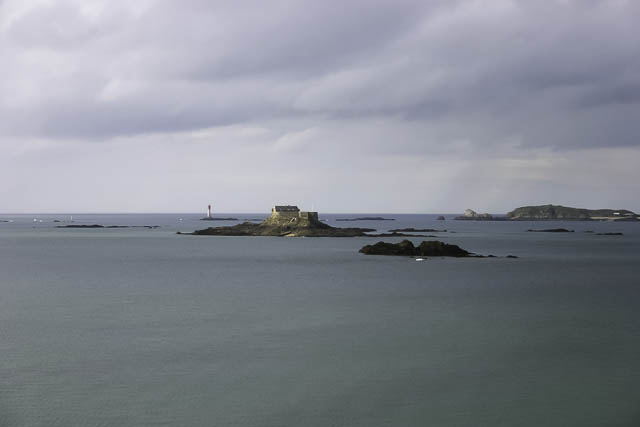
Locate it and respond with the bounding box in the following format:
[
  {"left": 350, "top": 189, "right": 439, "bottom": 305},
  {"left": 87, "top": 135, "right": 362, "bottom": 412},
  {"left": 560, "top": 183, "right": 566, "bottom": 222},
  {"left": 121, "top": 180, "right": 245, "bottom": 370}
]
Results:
[{"left": 265, "top": 205, "right": 319, "bottom": 225}]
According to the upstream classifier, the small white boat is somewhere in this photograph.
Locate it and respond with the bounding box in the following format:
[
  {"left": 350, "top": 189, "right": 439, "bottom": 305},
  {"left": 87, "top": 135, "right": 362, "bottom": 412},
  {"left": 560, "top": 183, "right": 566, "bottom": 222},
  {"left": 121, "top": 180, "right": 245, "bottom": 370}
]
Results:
[{"left": 415, "top": 258, "right": 425, "bottom": 262}]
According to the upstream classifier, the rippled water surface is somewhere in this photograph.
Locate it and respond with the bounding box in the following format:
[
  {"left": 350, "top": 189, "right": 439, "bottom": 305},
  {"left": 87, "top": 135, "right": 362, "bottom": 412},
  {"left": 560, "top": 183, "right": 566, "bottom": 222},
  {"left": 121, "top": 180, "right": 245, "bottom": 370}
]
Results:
[{"left": 1, "top": 214, "right": 640, "bottom": 426}]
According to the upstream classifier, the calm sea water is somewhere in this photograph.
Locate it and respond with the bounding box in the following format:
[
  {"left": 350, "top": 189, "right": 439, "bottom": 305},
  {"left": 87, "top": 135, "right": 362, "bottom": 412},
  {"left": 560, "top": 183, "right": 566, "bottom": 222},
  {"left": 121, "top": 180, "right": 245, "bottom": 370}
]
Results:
[{"left": 1, "top": 214, "right": 640, "bottom": 427}]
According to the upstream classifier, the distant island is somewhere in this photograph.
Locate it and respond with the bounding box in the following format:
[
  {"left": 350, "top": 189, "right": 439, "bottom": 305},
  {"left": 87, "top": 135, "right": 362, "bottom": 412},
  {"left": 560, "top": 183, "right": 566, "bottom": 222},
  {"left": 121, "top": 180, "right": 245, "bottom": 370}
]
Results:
[
  {"left": 454, "top": 209, "right": 505, "bottom": 221},
  {"left": 506, "top": 205, "right": 637, "bottom": 221},
  {"left": 182, "top": 206, "right": 431, "bottom": 237},
  {"left": 455, "top": 205, "right": 638, "bottom": 221}
]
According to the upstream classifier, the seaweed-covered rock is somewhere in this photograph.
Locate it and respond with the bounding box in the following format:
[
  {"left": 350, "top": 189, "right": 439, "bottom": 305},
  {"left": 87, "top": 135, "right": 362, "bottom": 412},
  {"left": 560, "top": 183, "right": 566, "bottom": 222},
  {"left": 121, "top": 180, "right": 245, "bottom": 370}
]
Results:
[
  {"left": 416, "top": 241, "right": 470, "bottom": 257},
  {"left": 358, "top": 240, "right": 417, "bottom": 256},
  {"left": 189, "top": 221, "right": 375, "bottom": 237},
  {"left": 359, "top": 240, "right": 472, "bottom": 257}
]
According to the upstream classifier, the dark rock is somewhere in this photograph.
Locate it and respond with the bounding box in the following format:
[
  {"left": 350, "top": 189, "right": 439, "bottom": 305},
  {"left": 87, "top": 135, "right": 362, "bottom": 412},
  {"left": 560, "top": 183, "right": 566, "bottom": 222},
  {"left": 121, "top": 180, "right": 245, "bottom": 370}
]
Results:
[
  {"left": 359, "top": 240, "right": 472, "bottom": 257},
  {"left": 506, "top": 255, "right": 519, "bottom": 258},
  {"left": 527, "top": 228, "right": 574, "bottom": 233},
  {"left": 416, "top": 241, "right": 471, "bottom": 257},
  {"left": 596, "top": 232, "right": 623, "bottom": 236},
  {"left": 359, "top": 240, "right": 417, "bottom": 256},
  {"left": 437, "top": 216, "right": 446, "bottom": 220}
]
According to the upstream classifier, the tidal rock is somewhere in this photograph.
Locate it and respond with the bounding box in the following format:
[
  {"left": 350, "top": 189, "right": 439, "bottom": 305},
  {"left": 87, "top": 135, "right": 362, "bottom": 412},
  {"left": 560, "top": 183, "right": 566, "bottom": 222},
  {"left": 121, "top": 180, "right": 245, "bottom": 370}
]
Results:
[{"left": 359, "top": 240, "right": 472, "bottom": 257}]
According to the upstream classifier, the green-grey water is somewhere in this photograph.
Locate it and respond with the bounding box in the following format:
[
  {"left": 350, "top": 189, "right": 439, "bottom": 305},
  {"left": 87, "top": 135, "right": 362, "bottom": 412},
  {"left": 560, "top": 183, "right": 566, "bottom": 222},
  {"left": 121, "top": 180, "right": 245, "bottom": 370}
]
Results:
[{"left": 1, "top": 214, "right": 639, "bottom": 426}]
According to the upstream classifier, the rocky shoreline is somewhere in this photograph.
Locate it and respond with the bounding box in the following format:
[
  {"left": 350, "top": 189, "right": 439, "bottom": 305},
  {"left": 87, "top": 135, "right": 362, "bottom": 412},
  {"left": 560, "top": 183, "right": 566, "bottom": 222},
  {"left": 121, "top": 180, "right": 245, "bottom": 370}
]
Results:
[{"left": 184, "top": 221, "right": 376, "bottom": 237}]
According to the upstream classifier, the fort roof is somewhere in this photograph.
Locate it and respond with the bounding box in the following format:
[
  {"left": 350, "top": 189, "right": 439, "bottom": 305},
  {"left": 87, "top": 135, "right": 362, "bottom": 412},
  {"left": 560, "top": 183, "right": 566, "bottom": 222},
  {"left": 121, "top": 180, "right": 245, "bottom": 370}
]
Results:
[{"left": 274, "top": 205, "right": 300, "bottom": 212}]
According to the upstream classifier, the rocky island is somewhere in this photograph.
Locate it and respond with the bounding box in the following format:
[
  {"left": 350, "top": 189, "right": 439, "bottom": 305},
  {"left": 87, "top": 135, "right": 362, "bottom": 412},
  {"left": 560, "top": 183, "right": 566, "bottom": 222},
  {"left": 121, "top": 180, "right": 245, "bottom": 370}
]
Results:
[
  {"left": 360, "top": 240, "right": 472, "bottom": 257},
  {"left": 359, "top": 240, "right": 518, "bottom": 258},
  {"left": 506, "top": 204, "right": 638, "bottom": 221},
  {"left": 455, "top": 204, "right": 638, "bottom": 221},
  {"left": 454, "top": 209, "right": 505, "bottom": 221},
  {"left": 185, "top": 205, "right": 379, "bottom": 237},
  {"left": 184, "top": 206, "right": 448, "bottom": 238}
]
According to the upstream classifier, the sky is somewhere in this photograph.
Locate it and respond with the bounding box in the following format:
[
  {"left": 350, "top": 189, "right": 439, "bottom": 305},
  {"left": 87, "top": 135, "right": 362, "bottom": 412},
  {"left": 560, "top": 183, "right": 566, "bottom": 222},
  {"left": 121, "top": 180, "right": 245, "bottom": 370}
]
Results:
[{"left": 1, "top": 0, "right": 639, "bottom": 214}]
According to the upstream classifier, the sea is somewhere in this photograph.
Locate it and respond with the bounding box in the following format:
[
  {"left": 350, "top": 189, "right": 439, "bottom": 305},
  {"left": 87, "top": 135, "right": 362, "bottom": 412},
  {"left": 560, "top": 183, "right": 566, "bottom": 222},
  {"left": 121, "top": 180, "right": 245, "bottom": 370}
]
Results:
[{"left": 1, "top": 213, "right": 639, "bottom": 427}]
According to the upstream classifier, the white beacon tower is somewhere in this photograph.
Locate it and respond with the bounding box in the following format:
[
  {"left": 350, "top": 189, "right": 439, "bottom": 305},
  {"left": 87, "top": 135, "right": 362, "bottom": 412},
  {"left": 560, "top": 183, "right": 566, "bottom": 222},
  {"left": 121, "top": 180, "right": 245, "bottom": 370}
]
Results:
[{"left": 207, "top": 204, "right": 212, "bottom": 219}]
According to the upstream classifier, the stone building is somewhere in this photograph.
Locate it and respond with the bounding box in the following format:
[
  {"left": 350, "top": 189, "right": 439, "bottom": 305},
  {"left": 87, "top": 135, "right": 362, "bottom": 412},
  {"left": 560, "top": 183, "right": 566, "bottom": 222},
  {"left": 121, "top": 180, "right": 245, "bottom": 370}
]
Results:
[{"left": 268, "top": 205, "right": 319, "bottom": 224}]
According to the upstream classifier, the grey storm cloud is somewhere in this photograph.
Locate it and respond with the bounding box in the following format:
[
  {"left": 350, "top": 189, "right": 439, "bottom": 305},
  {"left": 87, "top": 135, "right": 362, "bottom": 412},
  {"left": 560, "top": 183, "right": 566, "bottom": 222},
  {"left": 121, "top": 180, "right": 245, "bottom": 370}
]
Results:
[
  {"left": 1, "top": 0, "right": 639, "bottom": 149},
  {"left": 1, "top": 0, "right": 639, "bottom": 214}
]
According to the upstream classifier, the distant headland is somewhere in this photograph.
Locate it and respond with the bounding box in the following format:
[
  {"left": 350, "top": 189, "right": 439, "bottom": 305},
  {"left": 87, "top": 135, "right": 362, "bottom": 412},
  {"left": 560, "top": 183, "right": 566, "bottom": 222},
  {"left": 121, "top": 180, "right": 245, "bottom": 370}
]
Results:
[{"left": 456, "top": 205, "right": 638, "bottom": 221}]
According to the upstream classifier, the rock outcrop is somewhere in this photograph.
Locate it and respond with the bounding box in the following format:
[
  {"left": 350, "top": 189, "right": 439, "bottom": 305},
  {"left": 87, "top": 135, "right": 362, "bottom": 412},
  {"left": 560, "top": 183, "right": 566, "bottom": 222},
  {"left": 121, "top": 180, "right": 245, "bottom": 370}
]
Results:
[
  {"left": 359, "top": 240, "right": 472, "bottom": 257},
  {"left": 189, "top": 221, "right": 375, "bottom": 237},
  {"left": 454, "top": 209, "right": 496, "bottom": 220}
]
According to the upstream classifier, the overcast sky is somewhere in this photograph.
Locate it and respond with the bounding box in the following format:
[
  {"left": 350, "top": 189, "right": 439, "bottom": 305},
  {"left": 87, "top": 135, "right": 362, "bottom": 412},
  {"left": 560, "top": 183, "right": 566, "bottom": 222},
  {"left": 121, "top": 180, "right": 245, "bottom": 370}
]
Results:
[{"left": 1, "top": 0, "right": 639, "bottom": 213}]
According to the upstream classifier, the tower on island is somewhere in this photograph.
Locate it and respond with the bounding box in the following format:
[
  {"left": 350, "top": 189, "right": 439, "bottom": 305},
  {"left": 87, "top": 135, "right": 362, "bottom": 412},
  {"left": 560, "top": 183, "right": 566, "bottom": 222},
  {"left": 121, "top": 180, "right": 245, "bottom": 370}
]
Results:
[{"left": 207, "top": 204, "right": 212, "bottom": 219}]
